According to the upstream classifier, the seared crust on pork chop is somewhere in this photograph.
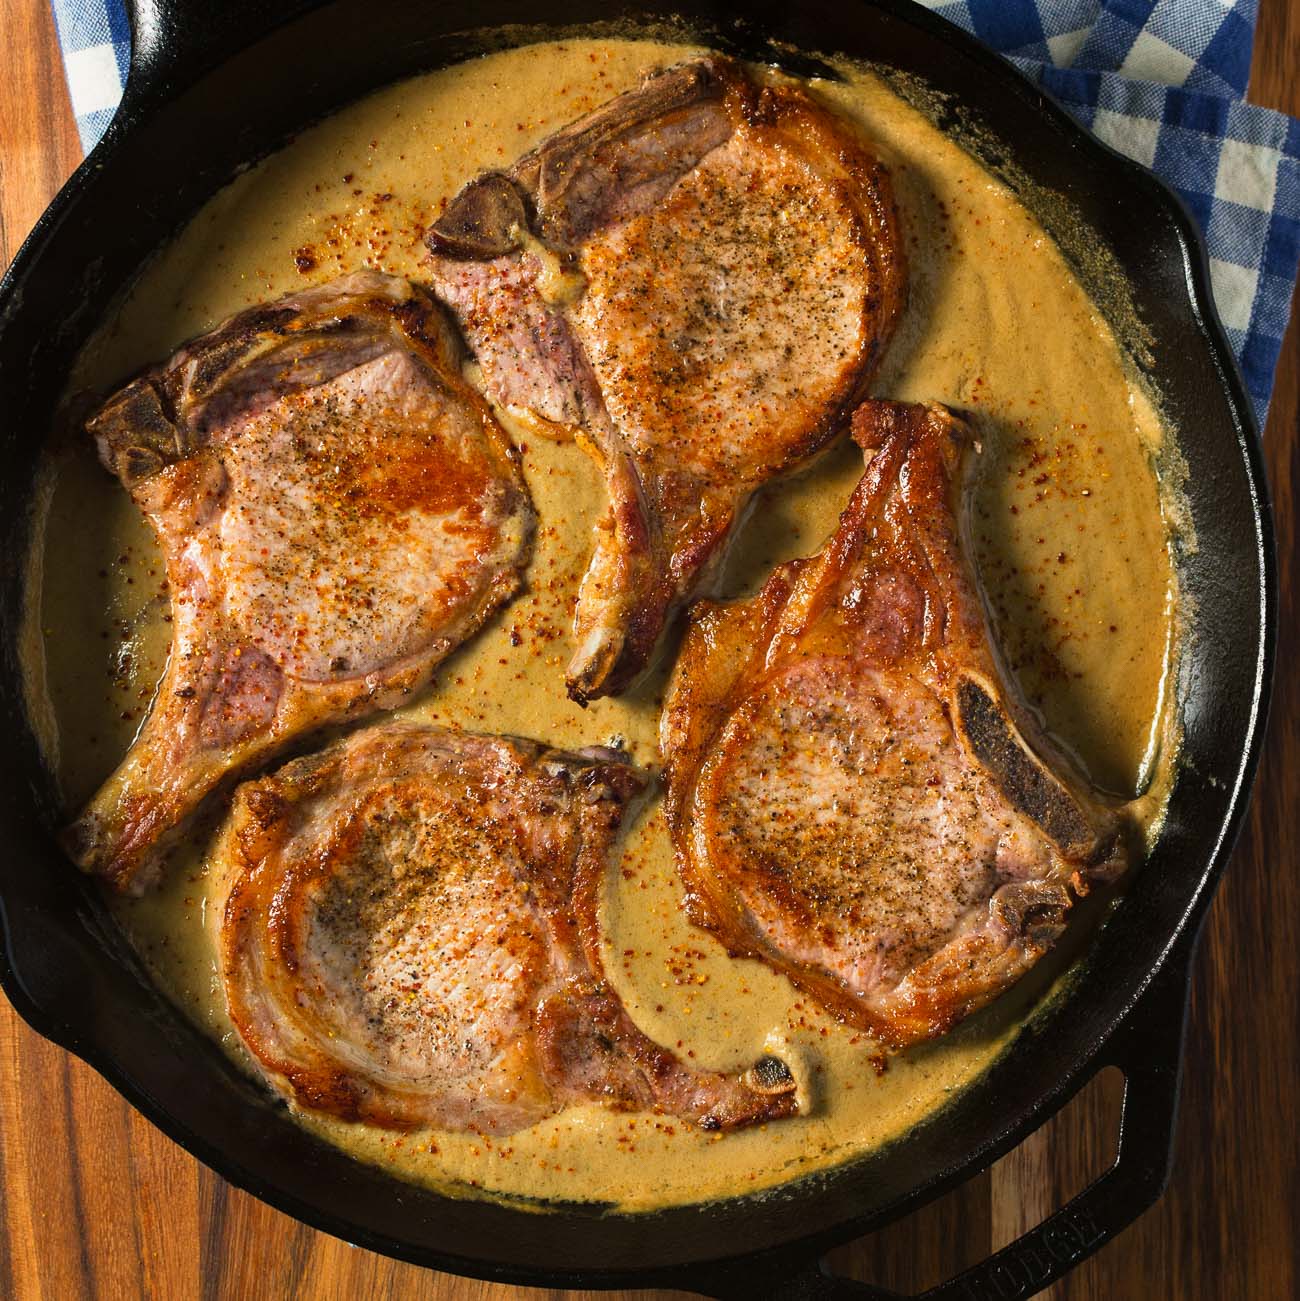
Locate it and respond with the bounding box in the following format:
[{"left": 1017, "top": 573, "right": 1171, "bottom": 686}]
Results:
[
  {"left": 216, "top": 721, "right": 799, "bottom": 1134},
  {"left": 428, "top": 58, "right": 905, "bottom": 702},
  {"left": 662, "top": 401, "right": 1129, "bottom": 1048},
  {"left": 65, "top": 272, "right": 534, "bottom": 891}
]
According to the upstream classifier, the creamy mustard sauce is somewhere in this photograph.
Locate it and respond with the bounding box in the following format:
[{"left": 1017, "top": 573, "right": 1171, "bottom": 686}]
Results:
[{"left": 26, "top": 38, "right": 1179, "bottom": 1211}]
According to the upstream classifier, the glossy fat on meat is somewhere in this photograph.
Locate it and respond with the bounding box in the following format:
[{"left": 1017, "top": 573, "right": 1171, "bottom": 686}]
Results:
[
  {"left": 63, "top": 272, "right": 534, "bottom": 891},
  {"left": 662, "top": 401, "right": 1130, "bottom": 1048},
  {"left": 428, "top": 57, "right": 905, "bottom": 702},
  {"left": 215, "top": 721, "right": 799, "bottom": 1135}
]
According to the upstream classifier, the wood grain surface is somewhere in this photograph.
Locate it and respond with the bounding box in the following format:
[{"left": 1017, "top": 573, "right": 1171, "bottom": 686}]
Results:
[{"left": 1, "top": 2, "right": 1297, "bottom": 1297}]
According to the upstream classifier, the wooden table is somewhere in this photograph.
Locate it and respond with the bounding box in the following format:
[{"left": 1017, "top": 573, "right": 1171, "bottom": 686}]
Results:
[{"left": 2, "top": 2, "right": 1296, "bottom": 1296}]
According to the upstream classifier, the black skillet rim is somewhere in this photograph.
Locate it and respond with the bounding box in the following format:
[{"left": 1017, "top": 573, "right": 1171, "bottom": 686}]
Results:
[{"left": 0, "top": 0, "right": 1277, "bottom": 1289}]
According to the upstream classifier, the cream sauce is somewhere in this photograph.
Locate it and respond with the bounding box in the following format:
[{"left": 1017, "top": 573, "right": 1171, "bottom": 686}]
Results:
[{"left": 25, "top": 38, "right": 1179, "bottom": 1212}]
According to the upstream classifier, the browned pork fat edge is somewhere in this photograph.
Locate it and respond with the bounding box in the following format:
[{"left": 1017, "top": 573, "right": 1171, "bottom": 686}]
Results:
[
  {"left": 428, "top": 56, "right": 906, "bottom": 703},
  {"left": 662, "top": 399, "right": 1133, "bottom": 1049},
  {"left": 216, "top": 721, "right": 799, "bottom": 1134},
  {"left": 64, "top": 271, "right": 535, "bottom": 892}
]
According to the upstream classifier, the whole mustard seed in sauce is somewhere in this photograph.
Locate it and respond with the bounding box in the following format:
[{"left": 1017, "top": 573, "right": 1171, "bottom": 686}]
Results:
[{"left": 24, "top": 37, "right": 1178, "bottom": 1212}]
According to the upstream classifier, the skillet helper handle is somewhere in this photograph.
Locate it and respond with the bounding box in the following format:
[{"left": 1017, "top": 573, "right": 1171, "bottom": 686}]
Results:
[{"left": 775, "top": 935, "right": 1194, "bottom": 1301}]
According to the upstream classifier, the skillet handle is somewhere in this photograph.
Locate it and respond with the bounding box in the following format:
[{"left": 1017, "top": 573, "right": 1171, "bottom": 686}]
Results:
[
  {"left": 770, "top": 933, "right": 1194, "bottom": 1301},
  {"left": 121, "top": 0, "right": 316, "bottom": 116}
]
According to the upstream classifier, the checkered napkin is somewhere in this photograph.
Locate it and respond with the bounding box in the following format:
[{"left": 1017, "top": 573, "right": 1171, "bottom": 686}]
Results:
[
  {"left": 927, "top": 0, "right": 1299, "bottom": 426},
  {"left": 47, "top": 0, "right": 1299, "bottom": 424}
]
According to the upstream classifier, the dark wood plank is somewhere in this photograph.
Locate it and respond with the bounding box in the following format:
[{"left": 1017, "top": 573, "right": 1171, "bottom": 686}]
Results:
[
  {"left": 0, "top": 0, "right": 82, "bottom": 265},
  {"left": 0, "top": 0, "right": 1296, "bottom": 1296}
]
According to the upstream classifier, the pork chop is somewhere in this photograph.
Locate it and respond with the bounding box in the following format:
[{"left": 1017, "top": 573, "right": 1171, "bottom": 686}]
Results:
[
  {"left": 64, "top": 272, "right": 534, "bottom": 892},
  {"left": 427, "top": 57, "right": 905, "bottom": 702},
  {"left": 662, "top": 401, "right": 1129, "bottom": 1048},
  {"left": 216, "top": 720, "right": 799, "bottom": 1135}
]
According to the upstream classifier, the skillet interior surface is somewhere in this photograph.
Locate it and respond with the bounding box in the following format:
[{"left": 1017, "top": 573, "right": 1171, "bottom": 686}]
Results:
[{"left": 0, "top": 0, "right": 1273, "bottom": 1289}]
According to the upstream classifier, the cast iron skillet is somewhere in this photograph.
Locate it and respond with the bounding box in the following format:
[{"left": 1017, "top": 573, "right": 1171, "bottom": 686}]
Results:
[{"left": 0, "top": 0, "right": 1275, "bottom": 1296}]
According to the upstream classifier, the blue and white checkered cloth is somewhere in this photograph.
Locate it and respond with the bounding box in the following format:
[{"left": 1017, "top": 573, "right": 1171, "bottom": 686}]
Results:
[
  {"left": 930, "top": 0, "right": 1299, "bottom": 426},
  {"left": 48, "top": 0, "right": 1299, "bottom": 425}
]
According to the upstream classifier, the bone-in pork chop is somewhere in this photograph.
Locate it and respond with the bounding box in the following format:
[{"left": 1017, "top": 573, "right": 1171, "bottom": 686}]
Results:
[
  {"left": 216, "top": 720, "right": 798, "bottom": 1134},
  {"left": 427, "top": 58, "right": 905, "bottom": 702},
  {"left": 662, "top": 401, "right": 1129, "bottom": 1048},
  {"left": 65, "top": 272, "right": 533, "bottom": 892}
]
